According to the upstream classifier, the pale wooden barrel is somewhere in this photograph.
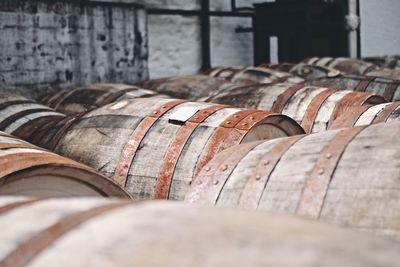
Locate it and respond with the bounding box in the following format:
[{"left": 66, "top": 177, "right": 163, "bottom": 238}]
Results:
[
  {"left": 204, "top": 66, "right": 242, "bottom": 79},
  {"left": 0, "top": 132, "right": 129, "bottom": 198},
  {"left": 229, "top": 66, "right": 304, "bottom": 85},
  {"left": 205, "top": 83, "right": 385, "bottom": 133},
  {"left": 43, "top": 83, "right": 165, "bottom": 115},
  {"left": 330, "top": 102, "right": 400, "bottom": 129},
  {"left": 186, "top": 121, "right": 400, "bottom": 239},
  {"left": 0, "top": 93, "right": 66, "bottom": 140},
  {"left": 266, "top": 63, "right": 341, "bottom": 80},
  {"left": 289, "top": 63, "right": 342, "bottom": 80},
  {"left": 303, "top": 57, "right": 378, "bottom": 75},
  {"left": 32, "top": 97, "right": 304, "bottom": 200},
  {"left": 364, "top": 55, "right": 400, "bottom": 69},
  {"left": 306, "top": 74, "right": 400, "bottom": 102},
  {"left": 366, "top": 69, "right": 400, "bottom": 80},
  {"left": 136, "top": 75, "right": 231, "bottom": 100},
  {"left": 0, "top": 197, "right": 399, "bottom": 267}
]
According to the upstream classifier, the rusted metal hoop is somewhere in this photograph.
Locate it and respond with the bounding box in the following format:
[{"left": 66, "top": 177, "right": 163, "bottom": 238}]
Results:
[
  {"left": 193, "top": 109, "right": 260, "bottom": 177},
  {"left": 0, "top": 202, "right": 131, "bottom": 267},
  {"left": 372, "top": 102, "right": 400, "bottom": 124},
  {"left": 113, "top": 99, "right": 188, "bottom": 187},
  {"left": 329, "top": 105, "right": 373, "bottom": 129},
  {"left": 301, "top": 88, "right": 338, "bottom": 133},
  {"left": 186, "top": 141, "right": 264, "bottom": 204},
  {"left": 328, "top": 92, "right": 379, "bottom": 128},
  {"left": 0, "top": 199, "right": 43, "bottom": 216},
  {"left": 382, "top": 82, "right": 400, "bottom": 102},
  {"left": 238, "top": 135, "right": 305, "bottom": 209},
  {"left": 270, "top": 83, "right": 306, "bottom": 113},
  {"left": 296, "top": 126, "right": 367, "bottom": 219},
  {"left": 154, "top": 104, "right": 228, "bottom": 199},
  {"left": 354, "top": 76, "right": 376, "bottom": 92}
]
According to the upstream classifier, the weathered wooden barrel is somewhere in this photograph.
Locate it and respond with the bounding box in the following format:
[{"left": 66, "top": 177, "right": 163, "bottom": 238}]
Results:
[
  {"left": 364, "top": 55, "right": 400, "bottom": 69},
  {"left": 229, "top": 66, "right": 304, "bottom": 85},
  {"left": 0, "top": 132, "right": 129, "bottom": 198},
  {"left": 265, "top": 63, "right": 342, "bottom": 80},
  {"left": 136, "top": 75, "right": 232, "bottom": 100},
  {"left": 330, "top": 102, "right": 400, "bottom": 129},
  {"left": 0, "top": 197, "right": 399, "bottom": 267},
  {"left": 32, "top": 97, "right": 304, "bottom": 200},
  {"left": 204, "top": 83, "right": 385, "bottom": 133},
  {"left": 43, "top": 83, "right": 165, "bottom": 115},
  {"left": 258, "top": 63, "right": 295, "bottom": 73},
  {"left": 289, "top": 63, "right": 342, "bottom": 80},
  {"left": 204, "top": 66, "right": 242, "bottom": 79},
  {"left": 0, "top": 93, "right": 66, "bottom": 140},
  {"left": 186, "top": 121, "right": 400, "bottom": 239},
  {"left": 303, "top": 57, "right": 378, "bottom": 75},
  {"left": 306, "top": 74, "right": 400, "bottom": 102},
  {"left": 366, "top": 69, "right": 400, "bottom": 80}
]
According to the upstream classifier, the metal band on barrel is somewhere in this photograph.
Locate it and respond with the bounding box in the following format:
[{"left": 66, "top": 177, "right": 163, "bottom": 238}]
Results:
[
  {"left": 0, "top": 202, "right": 131, "bottom": 267},
  {"left": 301, "top": 88, "right": 337, "bottom": 133},
  {"left": 113, "top": 99, "right": 187, "bottom": 187},
  {"left": 238, "top": 135, "right": 305, "bottom": 209},
  {"left": 296, "top": 126, "right": 367, "bottom": 219},
  {"left": 270, "top": 83, "right": 306, "bottom": 113},
  {"left": 154, "top": 104, "right": 228, "bottom": 199}
]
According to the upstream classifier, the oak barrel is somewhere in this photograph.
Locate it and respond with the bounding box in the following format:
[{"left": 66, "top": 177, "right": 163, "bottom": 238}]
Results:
[
  {"left": 366, "top": 69, "right": 400, "bottom": 80},
  {"left": 0, "top": 132, "right": 129, "bottom": 198},
  {"left": 205, "top": 83, "right": 385, "bottom": 133},
  {"left": 330, "top": 102, "right": 400, "bottom": 129},
  {"left": 136, "top": 75, "right": 231, "bottom": 100},
  {"left": 303, "top": 57, "right": 378, "bottom": 75},
  {"left": 0, "top": 197, "right": 399, "bottom": 267},
  {"left": 43, "top": 83, "right": 165, "bottom": 115},
  {"left": 204, "top": 66, "right": 241, "bottom": 79},
  {"left": 32, "top": 97, "right": 304, "bottom": 200},
  {"left": 306, "top": 74, "right": 400, "bottom": 102},
  {"left": 266, "top": 63, "right": 342, "bottom": 80},
  {"left": 0, "top": 93, "right": 66, "bottom": 140},
  {"left": 229, "top": 66, "right": 304, "bottom": 85},
  {"left": 186, "top": 121, "right": 400, "bottom": 239}
]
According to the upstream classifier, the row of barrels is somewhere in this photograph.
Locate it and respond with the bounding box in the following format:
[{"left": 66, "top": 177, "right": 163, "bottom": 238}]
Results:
[
  {"left": 1, "top": 79, "right": 399, "bottom": 202},
  {"left": 0, "top": 197, "right": 399, "bottom": 267}
]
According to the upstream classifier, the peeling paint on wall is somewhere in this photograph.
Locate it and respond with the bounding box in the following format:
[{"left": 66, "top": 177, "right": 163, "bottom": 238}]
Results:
[{"left": 0, "top": 0, "right": 148, "bottom": 99}]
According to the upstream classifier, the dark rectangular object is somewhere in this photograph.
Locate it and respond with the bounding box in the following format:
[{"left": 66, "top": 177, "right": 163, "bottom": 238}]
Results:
[{"left": 253, "top": 0, "right": 349, "bottom": 65}]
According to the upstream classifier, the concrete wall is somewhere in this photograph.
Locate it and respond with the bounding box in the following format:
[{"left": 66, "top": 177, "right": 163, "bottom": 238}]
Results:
[
  {"left": 0, "top": 0, "right": 148, "bottom": 99},
  {"left": 360, "top": 0, "right": 400, "bottom": 57}
]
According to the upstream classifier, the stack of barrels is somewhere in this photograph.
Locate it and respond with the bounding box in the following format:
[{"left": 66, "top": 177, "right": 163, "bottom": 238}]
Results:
[{"left": 1, "top": 55, "right": 400, "bottom": 266}]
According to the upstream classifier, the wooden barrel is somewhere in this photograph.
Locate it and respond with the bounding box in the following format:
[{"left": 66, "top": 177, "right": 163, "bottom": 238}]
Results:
[
  {"left": 0, "top": 93, "right": 66, "bottom": 140},
  {"left": 204, "top": 83, "right": 385, "bottom": 133},
  {"left": 266, "top": 63, "right": 342, "bottom": 80},
  {"left": 136, "top": 75, "right": 231, "bottom": 100},
  {"left": 31, "top": 97, "right": 304, "bottom": 200},
  {"left": 303, "top": 57, "right": 378, "bottom": 75},
  {"left": 366, "top": 69, "right": 400, "bottom": 80},
  {"left": 330, "top": 102, "right": 400, "bottom": 129},
  {"left": 305, "top": 74, "right": 400, "bottom": 102},
  {"left": 229, "top": 66, "right": 304, "bottom": 85},
  {"left": 0, "top": 197, "right": 399, "bottom": 267},
  {"left": 186, "top": 121, "right": 400, "bottom": 239},
  {"left": 364, "top": 55, "right": 400, "bottom": 69},
  {"left": 43, "top": 83, "right": 165, "bottom": 115},
  {"left": 204, "top": 66, "right": 242, "bottom": 79},
  {"left": 0, "top": 132, "right": 129, "bottom": 198}
]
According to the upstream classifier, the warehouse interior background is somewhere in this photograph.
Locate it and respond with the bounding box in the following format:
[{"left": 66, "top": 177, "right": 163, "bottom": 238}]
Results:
[{"left": 1, "top": 0, "right": 400, "bottom": 95}]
